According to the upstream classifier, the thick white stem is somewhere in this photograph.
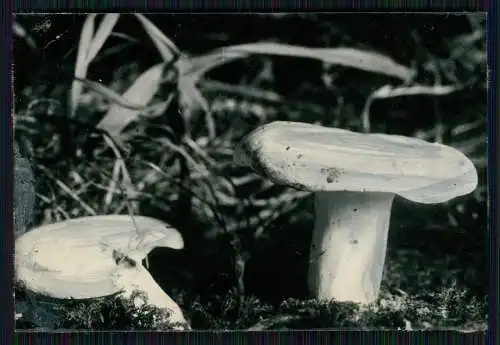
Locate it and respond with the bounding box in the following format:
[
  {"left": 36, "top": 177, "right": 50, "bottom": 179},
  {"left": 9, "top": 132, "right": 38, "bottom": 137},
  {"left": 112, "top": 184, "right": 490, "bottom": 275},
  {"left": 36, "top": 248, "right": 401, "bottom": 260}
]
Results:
[
  {"left": 116, "top": 266, "right": 191, "bottom": 330},
  {"left": 307, "top": 191, "right": 395, "bottom": 304}
]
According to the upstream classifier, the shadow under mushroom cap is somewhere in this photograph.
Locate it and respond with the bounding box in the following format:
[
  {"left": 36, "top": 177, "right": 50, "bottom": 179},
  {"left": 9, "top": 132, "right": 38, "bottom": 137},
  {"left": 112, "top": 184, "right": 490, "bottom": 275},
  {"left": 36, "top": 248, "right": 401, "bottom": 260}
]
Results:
[{"left": 234, "top": 121, "right": 478, "bottom": 204}]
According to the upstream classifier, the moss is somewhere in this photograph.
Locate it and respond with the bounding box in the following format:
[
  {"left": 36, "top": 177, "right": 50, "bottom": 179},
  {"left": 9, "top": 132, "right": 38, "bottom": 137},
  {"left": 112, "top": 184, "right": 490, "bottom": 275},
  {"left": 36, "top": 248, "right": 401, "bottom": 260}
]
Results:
[
  {"left": 19, "top": 282, "right": 487, "bottom": 331},
  {"left": 56, "top": 291, "right": 192, "bottom": 330},
  {"left": 16, "top": 290, "right": 187, "bottom": 330}
]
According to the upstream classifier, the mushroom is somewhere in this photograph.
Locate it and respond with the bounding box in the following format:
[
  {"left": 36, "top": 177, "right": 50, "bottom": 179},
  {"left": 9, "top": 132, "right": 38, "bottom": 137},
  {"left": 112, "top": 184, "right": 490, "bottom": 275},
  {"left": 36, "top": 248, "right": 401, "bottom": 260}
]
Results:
[
  {"left": 15, "top": 215, "right": 191, "bottom": 330},
  {"left": 234, "top": 121, "right": 478, "bottom": 304}
]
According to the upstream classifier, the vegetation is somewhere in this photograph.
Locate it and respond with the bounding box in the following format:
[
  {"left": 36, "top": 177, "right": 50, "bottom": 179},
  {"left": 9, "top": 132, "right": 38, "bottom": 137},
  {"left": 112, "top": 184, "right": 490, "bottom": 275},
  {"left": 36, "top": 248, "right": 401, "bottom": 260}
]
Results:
[{"left": 13, "top": 13, "right": 487, "bottom": 331}]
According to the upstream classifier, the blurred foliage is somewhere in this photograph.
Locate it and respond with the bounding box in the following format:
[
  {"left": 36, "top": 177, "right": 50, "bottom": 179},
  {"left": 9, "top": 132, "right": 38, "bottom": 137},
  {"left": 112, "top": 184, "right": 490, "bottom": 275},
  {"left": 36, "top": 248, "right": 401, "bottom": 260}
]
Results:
[{"left": 13, "top": 13, "right": 487, "bottom": 331}]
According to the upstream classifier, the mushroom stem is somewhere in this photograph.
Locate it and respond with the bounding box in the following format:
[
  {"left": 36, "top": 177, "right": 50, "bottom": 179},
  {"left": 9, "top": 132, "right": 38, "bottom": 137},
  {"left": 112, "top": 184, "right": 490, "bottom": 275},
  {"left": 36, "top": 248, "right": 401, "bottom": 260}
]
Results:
[
  {"left": 117, "top": 266, "right": 191, "bottom": 330},
  {"left": 308, "top": 191, "right": 395, "bottom": 304}
]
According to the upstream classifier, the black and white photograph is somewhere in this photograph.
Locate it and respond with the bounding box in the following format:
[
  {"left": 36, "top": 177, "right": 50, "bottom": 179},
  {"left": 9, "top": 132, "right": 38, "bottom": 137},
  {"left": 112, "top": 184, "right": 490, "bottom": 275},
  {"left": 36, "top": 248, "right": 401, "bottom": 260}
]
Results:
[{"left": 13, "top": 13, "right": 488, "bottom": 331}]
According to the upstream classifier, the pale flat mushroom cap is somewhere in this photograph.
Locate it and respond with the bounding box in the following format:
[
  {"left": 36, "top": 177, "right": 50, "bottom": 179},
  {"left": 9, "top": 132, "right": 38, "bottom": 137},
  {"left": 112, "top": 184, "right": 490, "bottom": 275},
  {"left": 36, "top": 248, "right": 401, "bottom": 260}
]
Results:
[
  {"left": 15, "top": 215, "right": 184, "bottom": 299},
  {"left": 234, "top": 121, "right": 478, "bottom": 204}
]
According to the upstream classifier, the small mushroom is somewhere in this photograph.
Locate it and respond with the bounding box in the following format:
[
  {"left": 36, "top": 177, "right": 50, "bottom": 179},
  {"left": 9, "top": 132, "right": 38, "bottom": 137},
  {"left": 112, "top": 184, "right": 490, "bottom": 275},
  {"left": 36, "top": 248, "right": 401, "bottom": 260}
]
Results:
[
  {"left": 234, "top": 121, "right": 478, "bottom": 304},
  {"left": 15, "top": 215, "right": 191, "bottom": 330}
]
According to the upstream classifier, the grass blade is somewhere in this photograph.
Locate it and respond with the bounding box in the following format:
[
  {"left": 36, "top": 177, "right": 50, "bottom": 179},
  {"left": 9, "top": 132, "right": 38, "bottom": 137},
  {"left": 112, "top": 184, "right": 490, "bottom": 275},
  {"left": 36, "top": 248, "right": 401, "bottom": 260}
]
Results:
[
  {"left": 174, "top": 43, "right": 416, "bottom": 135},
  {"left": 75, "top": 77, "right": 157, "bottom": 111},
  {"left": 368, "top": 84, "right": 463, "bottom": 99},
  {"left": 71, "top": 14, "right": 119, "bottom": 118},
  {"left": 135, "top": 13, "right": 179, "bottom": 61},
  {"left": 39, "top": 166, "right": 97, "bottom": 216},
  {"left": 317, "top": 47, "right": 416, "bottom": 81},
  {"left": 221, "top": 42, "right": 416, "bottom": 81},
  {"left": 97, "top": 63, "right": 165, "bottom": 137},
  {"left": 178, "top": 51, "right": 249, "bottom": 82},
  {"left": 174, "top": 51, "right": 248, "bottom": 135},
  {"left": 361, "top": 83, "right": 463, "bottom": 132},
  {"left": 86, "top": 14, "right": 120, "bottom": 64},
  {"left": 71, "top": 14, "right": 97, "bottom": 117}
]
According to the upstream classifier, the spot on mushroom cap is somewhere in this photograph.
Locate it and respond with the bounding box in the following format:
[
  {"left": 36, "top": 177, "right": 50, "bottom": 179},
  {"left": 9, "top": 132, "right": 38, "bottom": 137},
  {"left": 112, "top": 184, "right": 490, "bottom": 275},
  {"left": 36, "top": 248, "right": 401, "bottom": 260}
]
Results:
[
  {"left": 15, "top": 215, "right": 184, "bottom": 299},
  {"left": 234, "top": 121, "right": 478, "bottom": 204}
]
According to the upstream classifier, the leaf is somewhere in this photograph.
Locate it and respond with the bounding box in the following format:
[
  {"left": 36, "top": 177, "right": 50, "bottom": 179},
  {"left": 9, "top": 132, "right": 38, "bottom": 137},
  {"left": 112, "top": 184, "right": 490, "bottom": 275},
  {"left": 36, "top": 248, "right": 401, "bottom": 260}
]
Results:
[
  {"left": 451, "top": 119, "right": 484, "bottom": 137},
  {"left": 97, "top": 63, "right": 165, "bottom": 137},
  {"left": 75, "top": 14, "right": 97, "bottom": 74},
  {"left": 178, "top": 77, "right": 211, "bottom": 128},
  {"left": 175, "top": 51, "right": 248, "bottom": 132},
  {"left": 369, "top": 84, "right": 463, "bottom": 99},
  {"left": 135, "top": 13, "right": 179, "bottom": 61},
  {"left": 361, "top": 84, "right": 464, "bottom": 132},
  {"left": 220, "top": 42, "right": 416, "bottom": 81},
  {"left": 86, "top": 14, "right": 120, "bottom": 64},
  {"left": 177, "top": 50, "right": 249, "bottom": 82},
  {"left": 71, "top": 14, "right": 97, "bottom": 117},
  {"left": 75, "top": 77, "right": 160, "bottom": 111},
  {"left": 71, "top": 14, "right": 119, "bottom": 118},
  {"left": 174, "top": 43, "right": 415, "bottom": 137}
]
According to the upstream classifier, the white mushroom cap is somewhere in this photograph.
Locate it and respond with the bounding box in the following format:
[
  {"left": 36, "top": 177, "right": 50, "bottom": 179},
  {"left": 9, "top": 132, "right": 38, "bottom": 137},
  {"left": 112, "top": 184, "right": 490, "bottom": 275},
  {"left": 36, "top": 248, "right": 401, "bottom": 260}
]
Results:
[
  {"left": 15, "top": 215, "right": 184, "bottom": 299},
  {"left": 234, "top": 121, "right": 478, "bottom": 204}
]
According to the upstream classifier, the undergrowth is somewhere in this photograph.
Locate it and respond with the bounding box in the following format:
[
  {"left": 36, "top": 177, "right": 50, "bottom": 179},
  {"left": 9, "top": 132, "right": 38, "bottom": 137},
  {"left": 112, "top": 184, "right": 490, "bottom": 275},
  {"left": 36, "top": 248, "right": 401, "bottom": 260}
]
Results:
[{"left": 16, "top": 283, "right": 487, "bottom": 331}]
